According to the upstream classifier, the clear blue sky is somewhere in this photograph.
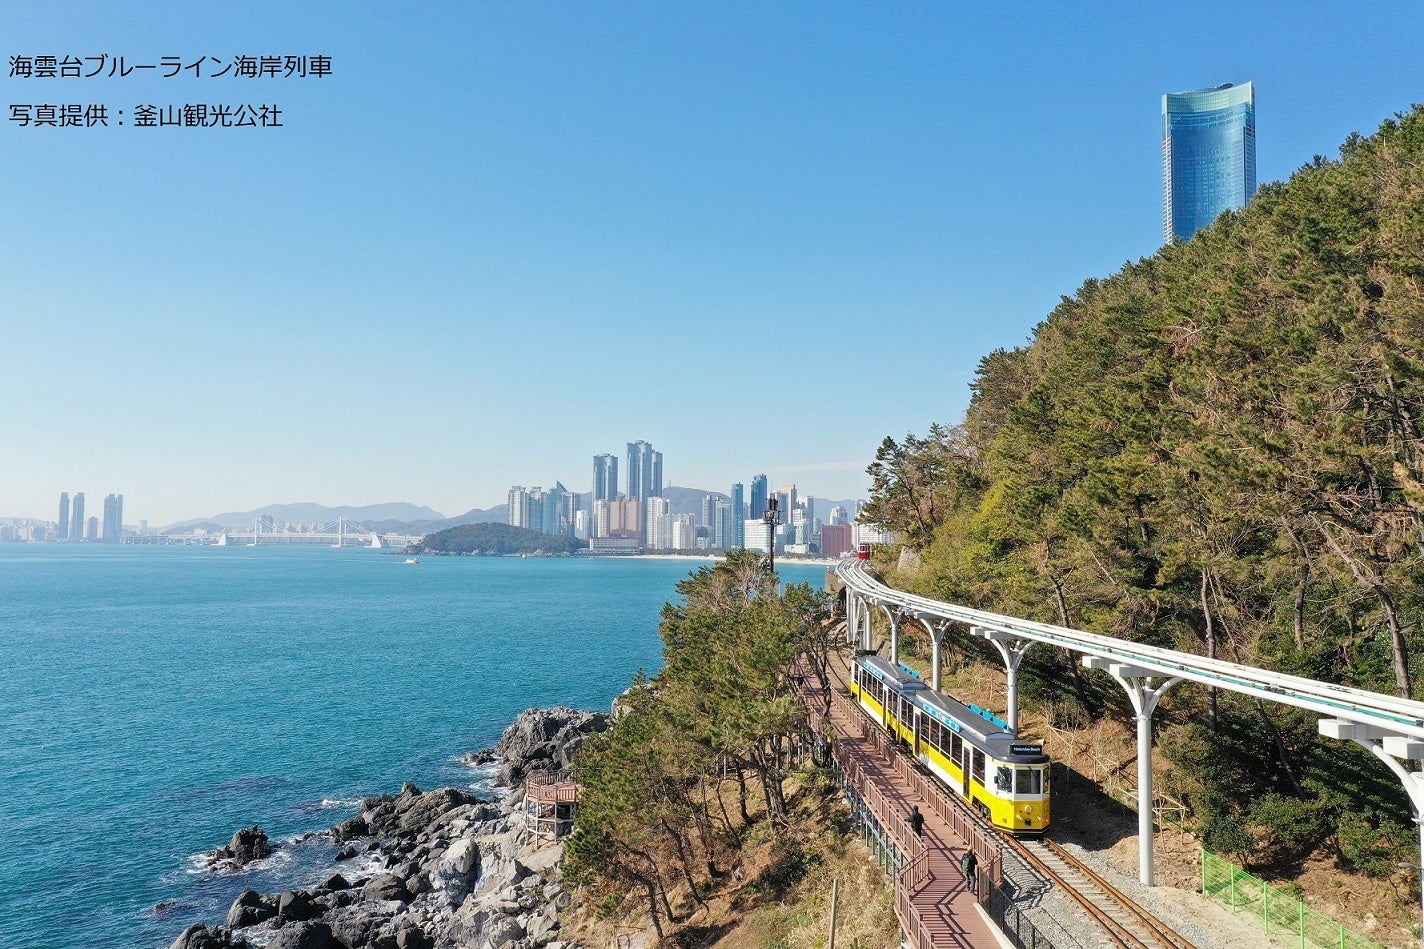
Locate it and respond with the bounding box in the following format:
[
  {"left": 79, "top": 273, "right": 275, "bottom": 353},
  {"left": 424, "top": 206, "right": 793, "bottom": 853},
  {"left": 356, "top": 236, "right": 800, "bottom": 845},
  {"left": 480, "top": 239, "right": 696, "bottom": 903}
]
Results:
[{"left": 4, "top": 2, "right": 1420, "bottom": 525}]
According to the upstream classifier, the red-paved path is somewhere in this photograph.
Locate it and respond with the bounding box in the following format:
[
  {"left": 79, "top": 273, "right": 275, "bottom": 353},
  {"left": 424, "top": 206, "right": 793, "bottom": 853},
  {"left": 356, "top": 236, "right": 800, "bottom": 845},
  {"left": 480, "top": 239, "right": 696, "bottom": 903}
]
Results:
[{"left": 794, "top": 656, "right": 1005, "bottom": 949}]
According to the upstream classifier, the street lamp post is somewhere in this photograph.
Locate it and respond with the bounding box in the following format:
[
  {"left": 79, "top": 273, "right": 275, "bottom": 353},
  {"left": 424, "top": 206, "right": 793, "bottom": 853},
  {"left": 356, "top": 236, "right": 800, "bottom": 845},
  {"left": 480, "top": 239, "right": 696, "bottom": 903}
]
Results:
[{"left": 763, "top": 497, "right": 780, "bottom": 572}]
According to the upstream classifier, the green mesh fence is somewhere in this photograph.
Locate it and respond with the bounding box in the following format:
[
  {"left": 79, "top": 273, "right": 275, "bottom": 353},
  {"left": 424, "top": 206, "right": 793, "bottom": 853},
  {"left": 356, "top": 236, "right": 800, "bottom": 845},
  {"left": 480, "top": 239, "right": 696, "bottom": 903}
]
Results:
[{"left": 1202, "top": 850, "right": 1388, "bottom": 949}]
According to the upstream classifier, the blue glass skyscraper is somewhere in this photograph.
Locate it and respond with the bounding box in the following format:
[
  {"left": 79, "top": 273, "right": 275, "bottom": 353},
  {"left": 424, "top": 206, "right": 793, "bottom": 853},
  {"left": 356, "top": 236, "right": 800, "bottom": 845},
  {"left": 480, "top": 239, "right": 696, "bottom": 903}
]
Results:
[
  {"left": 1162, "top": 82, "right": 1256, "bottom": 242},
  {"left": 749, "top": 474, "right": 768, "bottom": 521},
  {"left": 731, "top": 482, "right": 745, "bottom": 548}
]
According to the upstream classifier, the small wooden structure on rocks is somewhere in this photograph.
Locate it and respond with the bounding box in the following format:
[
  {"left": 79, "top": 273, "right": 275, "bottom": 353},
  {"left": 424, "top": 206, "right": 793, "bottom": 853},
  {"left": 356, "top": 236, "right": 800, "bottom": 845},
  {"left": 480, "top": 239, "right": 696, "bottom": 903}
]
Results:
[{"left": 523, "top": 769, "right": 580, "bottom": 839}]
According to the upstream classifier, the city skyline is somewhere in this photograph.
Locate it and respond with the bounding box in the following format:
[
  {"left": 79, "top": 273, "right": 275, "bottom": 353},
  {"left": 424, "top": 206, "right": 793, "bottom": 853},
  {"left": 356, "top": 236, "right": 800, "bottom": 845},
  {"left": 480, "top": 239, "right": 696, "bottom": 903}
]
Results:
[{"left": 5, "top": 3, "right": 1421, "bottom": 526}]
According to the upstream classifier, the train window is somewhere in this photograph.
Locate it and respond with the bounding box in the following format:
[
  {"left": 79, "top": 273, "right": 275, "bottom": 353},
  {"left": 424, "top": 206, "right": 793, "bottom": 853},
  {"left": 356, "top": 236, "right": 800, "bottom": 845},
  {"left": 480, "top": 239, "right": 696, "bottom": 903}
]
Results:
[
  {"left": 950, "top": 733, "right": 963, "bottom": 761},
  {"left": 972, "top": 749, "right": 985, "bottom": 783},
  {"left": 1015, "top": 768, "right": 1042, "bottom": 795},
  {"left": 994, "top": 766, "right": 1011, "bottom": 792}
]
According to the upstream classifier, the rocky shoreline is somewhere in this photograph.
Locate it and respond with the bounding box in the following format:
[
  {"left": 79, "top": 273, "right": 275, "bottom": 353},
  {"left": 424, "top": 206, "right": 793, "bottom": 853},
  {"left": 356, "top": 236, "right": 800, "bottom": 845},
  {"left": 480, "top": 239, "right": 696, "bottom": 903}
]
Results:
[{"left": 169, "top": 706, "right": 609, "bottom": 949}]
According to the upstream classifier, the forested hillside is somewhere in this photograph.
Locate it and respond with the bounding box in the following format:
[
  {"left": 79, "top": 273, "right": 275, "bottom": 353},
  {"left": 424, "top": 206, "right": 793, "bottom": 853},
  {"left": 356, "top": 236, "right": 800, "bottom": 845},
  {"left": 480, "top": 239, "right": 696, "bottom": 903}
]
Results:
[
  {"left": 863, "top": 107, "right": 1424, "bottom": 874},
  {"left": 414, "top": 522, "right": 584, "bottom": 555},
  {"left": 562, "top": 552, "right": 897, "bottom": 946}
]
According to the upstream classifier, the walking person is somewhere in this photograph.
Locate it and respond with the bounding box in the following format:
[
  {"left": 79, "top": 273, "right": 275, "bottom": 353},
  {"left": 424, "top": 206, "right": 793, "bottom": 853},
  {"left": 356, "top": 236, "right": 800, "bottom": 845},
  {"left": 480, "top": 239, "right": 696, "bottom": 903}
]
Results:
[
  {"left": 908, "top": 804, "right": 924, "bottom": 837},
  {"left": 961, "top": 848, "right": 978, "bottom": 893}
]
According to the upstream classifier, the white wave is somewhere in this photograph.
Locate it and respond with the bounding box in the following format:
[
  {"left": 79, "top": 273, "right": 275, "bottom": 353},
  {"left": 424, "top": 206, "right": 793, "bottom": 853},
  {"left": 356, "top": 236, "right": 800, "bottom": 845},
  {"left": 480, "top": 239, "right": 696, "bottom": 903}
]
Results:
[
  {"left": 182, "top": 843, "right": 296, "bottom": 877},
  {"left": 338, "top": 849, "right": 388, "bottom": 882}
]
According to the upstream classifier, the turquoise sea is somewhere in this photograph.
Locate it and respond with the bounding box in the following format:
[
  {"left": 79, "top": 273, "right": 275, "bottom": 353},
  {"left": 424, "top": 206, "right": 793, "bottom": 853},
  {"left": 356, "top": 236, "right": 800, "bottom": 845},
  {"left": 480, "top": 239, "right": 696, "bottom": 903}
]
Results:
[{"left": 0, "top": 544, "right": 827, "bottom": 949}]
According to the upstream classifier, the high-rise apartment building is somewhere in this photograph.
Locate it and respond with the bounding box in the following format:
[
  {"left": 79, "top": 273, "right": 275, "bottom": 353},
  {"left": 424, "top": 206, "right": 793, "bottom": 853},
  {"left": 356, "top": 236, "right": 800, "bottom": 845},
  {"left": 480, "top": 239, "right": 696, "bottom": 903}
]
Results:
[
  {"left": 58, "top": 492, "right": 70, "bottom": 540},
  {"left": 776, "top": 485, "right": 798, "bottom": 528},
  {"left": 508, "top": 486, "right": 530, "bottom": 528},
  {"left": 592, "top": 454, "right": 618, "bottom": 501},
  {"left": 713, "top": 499, "right": 733, "bottom": 549},
  {"left": 509, "top": 484, "right": 577, "bottom": 536},
  {"left": 820, "top": 523, "right": 853, "bottom": 557},
  {"left": 541, "top": 483, "right": 574, "bottom": 536},
  {"left": 743, "top": 519, "right": 772, "bottom": 554},
  {"left": 671, "top": 514, "right": 698, "bottom": 551},
  {"left": 730, "top": 483, "right": 745, "bottom": 548},
  {"left": 625, "top": 440, "right": 662, "bottom": 503},
  {"left": 70, "top": 492, "right": 85, "bottom": 541},
  {"left": 749, "top": 474, "right": 768, "bottom": 521},
  {"left": 599, "top": 498, "right": 642, "bottom": 538},
  {"left": 646, "top": 497, "right": 672, "bottom": 549},
  {"left": 102, "top": 493, "right": 123, "bottom": 543},
  {"left": 1162, "top": 82, "right": 1256, "bottom": 242}
]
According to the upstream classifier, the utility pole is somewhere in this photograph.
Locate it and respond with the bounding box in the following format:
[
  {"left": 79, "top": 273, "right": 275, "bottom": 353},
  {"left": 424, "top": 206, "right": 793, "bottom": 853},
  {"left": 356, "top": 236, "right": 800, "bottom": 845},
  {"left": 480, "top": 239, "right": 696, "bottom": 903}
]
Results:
[{"left": 763, "top": 497, "right": 780, "bottom": 573}]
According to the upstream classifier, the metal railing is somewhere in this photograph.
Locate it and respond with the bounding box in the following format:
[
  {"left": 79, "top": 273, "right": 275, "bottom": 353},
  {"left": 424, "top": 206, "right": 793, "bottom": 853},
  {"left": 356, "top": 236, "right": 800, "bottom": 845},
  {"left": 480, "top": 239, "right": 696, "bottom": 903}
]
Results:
[
  {"left": 1203, "top": 850, "right": 1386, "bottom": 949},
  {"left": 526, "top": 768, "right": 580, "bottom": 803}
]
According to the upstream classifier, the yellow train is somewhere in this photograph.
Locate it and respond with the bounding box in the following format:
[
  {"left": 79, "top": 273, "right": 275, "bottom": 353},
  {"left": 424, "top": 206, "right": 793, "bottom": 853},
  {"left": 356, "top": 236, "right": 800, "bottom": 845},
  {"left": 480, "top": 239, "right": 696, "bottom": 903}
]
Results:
[{"left": 850, "top": 654, "right": 1050, "bottom": 834}]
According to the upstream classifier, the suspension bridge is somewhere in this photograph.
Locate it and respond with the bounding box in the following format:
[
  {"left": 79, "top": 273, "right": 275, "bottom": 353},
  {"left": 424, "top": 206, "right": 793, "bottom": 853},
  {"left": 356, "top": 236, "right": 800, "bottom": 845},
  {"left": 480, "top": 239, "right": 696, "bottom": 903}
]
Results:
[{"left": 127, "top": 517, "right": 423, "bottom": 548}]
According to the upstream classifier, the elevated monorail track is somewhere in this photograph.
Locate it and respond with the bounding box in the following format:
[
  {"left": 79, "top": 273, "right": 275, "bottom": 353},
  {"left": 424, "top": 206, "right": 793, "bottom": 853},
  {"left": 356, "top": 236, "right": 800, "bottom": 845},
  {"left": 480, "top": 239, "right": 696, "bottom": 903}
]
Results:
[
  {"left": 837, "top": 558, "right": 1424, "bottom": 740},
  {"left": 836, "top": 553, "right": 1424, "bottom": 906}
]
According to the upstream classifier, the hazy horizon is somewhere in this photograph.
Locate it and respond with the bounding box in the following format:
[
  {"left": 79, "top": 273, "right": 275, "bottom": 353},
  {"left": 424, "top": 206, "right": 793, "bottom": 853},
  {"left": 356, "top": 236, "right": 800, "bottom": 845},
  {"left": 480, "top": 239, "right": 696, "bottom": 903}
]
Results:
[{"left": 7, "top": 482, "right": 873, "bottom": 529}]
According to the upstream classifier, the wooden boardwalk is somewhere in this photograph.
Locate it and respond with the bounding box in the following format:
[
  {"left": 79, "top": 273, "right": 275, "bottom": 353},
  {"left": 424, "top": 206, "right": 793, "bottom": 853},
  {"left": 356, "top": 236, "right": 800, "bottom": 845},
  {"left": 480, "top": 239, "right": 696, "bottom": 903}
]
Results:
[{"left": 794, "top": 657, "right": 1007, "bottom": 949}]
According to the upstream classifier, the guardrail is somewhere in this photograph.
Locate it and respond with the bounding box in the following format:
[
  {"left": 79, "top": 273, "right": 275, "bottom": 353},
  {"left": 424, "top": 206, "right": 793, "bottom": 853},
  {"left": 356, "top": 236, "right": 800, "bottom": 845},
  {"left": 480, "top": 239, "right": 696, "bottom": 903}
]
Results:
[
  {"left": 813, "top": 653, "right": 1065, "bottom": 949},
  {"left": 1203, "top": 850, "right": 1385, "bottom": 949},
  {"left": 830, "top": 685, "right": 1003, "bottom": 889},
  {"left": 526, "top": 769, "right": 580, "bottom": 804}
]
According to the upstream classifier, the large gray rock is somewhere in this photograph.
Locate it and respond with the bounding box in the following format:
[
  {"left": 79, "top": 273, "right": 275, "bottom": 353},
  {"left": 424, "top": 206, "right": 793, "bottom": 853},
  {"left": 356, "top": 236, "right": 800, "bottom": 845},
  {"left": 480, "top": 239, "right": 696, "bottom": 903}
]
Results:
[
  {"left": 225, "top": 889, "right": 275, "bottom": 928},
  {"left": 266, "top": 921, "right": 339, "bottom": 949},
  {"left": 362, "top": 873, "right": 412, "bottom": 903},
  {"left": 175, "top": 707, "right": 600, "bottom": 949},
  {"left": 393, "top": 787, "right": 478, "bottom": 834},
  {"left": 492, "top": 706, "right": 608, "bottom": 786},
  {"left": 480, "top": 913, "right": 527, "bottom": 949},
  {"left": 205, "top": 825, "right": 271, "bottom": 869},
  {"left": 326, "top": 900, "right": 404, "bottom": 948},
  {"left": 426, "top": 836, "right": 481, "bottom": 900},
  {"left": 168, "top": 923, "right": 249, "bottom": 949},
  {"left": 395, "top": 924, "right": 433, "bottom": 949},
  {"left": 277, "top": 889, "right": 320, "bottom": 922}
]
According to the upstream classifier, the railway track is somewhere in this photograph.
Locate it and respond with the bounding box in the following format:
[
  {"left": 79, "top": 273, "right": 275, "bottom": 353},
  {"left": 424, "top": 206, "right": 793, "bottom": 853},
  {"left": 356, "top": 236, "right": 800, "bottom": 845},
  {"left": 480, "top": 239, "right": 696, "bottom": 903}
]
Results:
[
  {"left": 1007, "top": 836, "right": 1193, "bottom": 949},
  {"left": 817, "top": 645, "right": 1194, "bottom": 949}
]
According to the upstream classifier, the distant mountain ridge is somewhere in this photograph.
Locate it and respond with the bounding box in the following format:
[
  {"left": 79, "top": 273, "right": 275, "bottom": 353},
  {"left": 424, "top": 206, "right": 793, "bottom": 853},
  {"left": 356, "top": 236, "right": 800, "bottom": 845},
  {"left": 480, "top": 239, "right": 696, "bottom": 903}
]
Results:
[{"left": 163, "top": 502, "right": 447, "bottom": 532}]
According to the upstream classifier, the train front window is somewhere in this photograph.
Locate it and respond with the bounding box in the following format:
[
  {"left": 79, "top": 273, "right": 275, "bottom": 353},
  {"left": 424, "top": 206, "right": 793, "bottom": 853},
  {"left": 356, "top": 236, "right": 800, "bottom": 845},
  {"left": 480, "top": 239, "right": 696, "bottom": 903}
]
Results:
[
  {"left": 994, "top": 766, "right": 1011, "bottom": 792},
  {"left": 1015, "top": 768, "right": 1042, "bottom": 795}
]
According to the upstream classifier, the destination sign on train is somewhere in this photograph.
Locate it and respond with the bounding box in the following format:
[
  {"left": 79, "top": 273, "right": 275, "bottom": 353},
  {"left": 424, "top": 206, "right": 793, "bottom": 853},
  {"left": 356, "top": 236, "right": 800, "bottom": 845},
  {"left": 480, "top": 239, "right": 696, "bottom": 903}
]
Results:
[{"left": 1010, "top": 743, "right": 1043, "bottom": 755}]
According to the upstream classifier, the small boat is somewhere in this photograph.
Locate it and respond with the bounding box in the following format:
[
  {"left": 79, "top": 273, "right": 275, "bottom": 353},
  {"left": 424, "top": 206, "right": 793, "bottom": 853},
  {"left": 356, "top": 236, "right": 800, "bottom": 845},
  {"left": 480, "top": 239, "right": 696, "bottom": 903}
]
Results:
[{"left": 404, "top": 557, "right": 419, "bottom": 564}]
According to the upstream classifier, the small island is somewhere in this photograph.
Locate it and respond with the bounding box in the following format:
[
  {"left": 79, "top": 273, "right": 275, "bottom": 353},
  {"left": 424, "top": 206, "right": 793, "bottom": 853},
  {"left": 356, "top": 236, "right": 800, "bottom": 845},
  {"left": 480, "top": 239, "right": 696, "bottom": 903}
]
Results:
[{"left": 408, "top": 523, "right": 584, "bottom": 557}]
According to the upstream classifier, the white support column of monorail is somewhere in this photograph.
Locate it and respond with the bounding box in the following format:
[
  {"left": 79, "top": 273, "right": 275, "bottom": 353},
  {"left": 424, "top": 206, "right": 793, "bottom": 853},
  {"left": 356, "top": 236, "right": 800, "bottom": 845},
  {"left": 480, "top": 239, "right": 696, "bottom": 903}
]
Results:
[
  {"left": 1319, "top": 718, "right": 1424, "bottom": 941},
  {"left": 920, "top": 616, "right": 950, "bottom": 692},
  {"left": 846, "top": 593, "right": 863, "bottom": 649},
  {"left": 972, "top": 626, "right": 1034, "bottom": 732},
  {"left": 882, "top": 605, "right": 902, "bottom": 666},
  {"left": 849, "top": 593, "right": 871, "bottom": 652},
  {"left": 844, "top": 592, "right": 856, "bottom": 647},
  {"left": 1084, "top": 656, "right": 1183, "bottom": 886}
]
